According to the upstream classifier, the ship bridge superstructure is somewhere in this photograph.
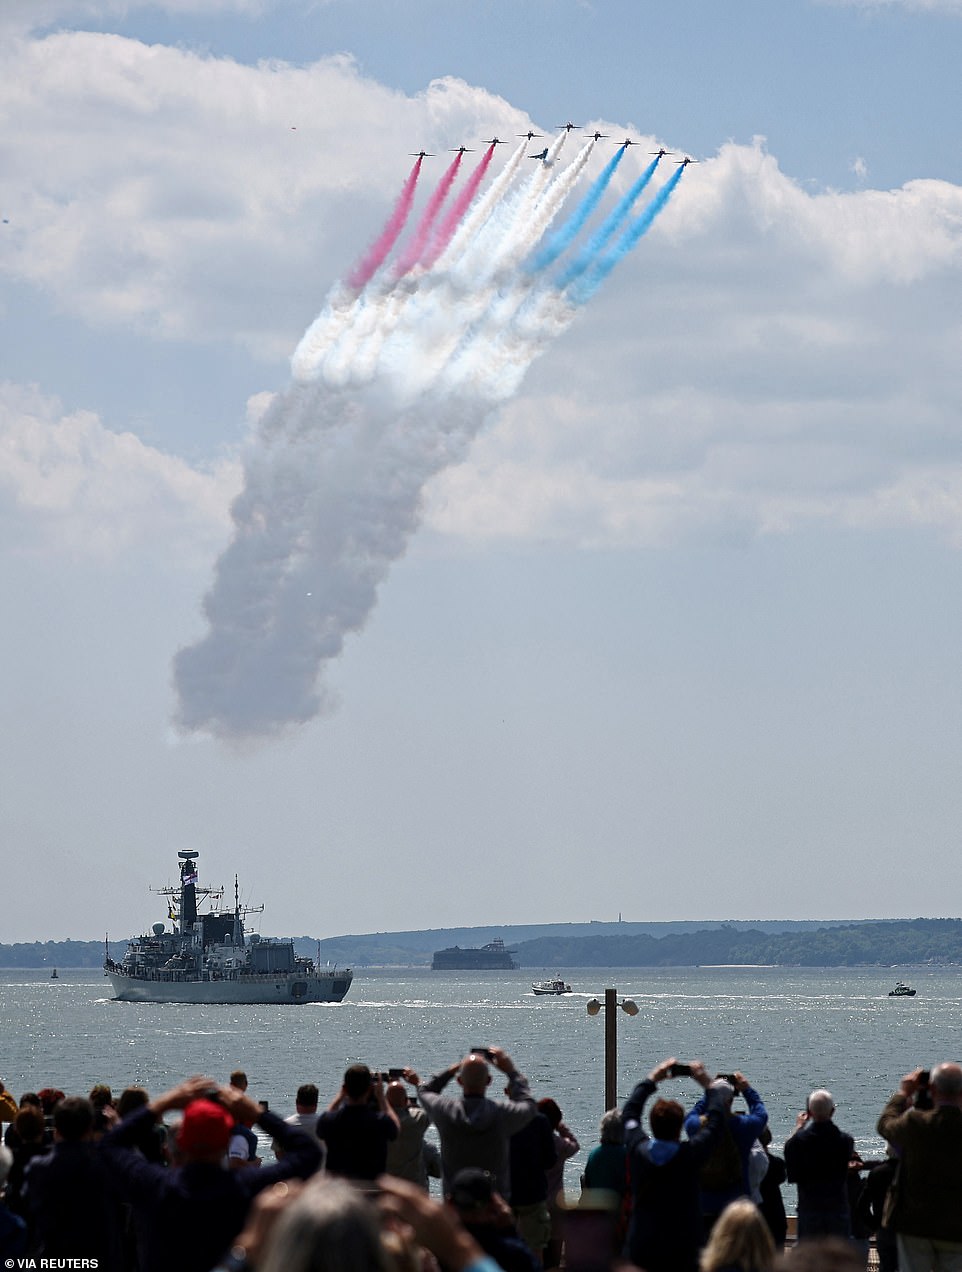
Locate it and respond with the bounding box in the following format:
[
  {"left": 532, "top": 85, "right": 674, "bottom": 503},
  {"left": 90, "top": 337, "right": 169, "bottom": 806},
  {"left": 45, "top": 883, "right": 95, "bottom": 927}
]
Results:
[{"left": 104, "top": 849, "right": 353, "bottom": 1004}]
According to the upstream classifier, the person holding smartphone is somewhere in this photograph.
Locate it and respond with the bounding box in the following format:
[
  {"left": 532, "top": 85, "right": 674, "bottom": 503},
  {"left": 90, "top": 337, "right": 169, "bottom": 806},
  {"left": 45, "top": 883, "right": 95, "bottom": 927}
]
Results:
[
  {"left": 417, "top": 1046, "right": 536, "bottom": 1202},
  {"left": 621, "top": 1056, "right": 723, "bottom": 1272},
  {"left": 784, "top": 1089, "right": 855, "bottom": 1244}
]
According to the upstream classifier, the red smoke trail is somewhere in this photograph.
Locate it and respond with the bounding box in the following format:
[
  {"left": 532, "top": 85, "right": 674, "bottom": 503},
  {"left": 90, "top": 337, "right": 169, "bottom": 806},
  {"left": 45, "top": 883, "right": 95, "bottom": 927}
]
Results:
[
  {"left": 346, "top": 157, "right": 423, "bottom": 290},
  {"left": 421, "top": 145, "right": 496, "bottom": 269},
  {"left": 392, "top": 152, "right": 463, "bottom": 277}
]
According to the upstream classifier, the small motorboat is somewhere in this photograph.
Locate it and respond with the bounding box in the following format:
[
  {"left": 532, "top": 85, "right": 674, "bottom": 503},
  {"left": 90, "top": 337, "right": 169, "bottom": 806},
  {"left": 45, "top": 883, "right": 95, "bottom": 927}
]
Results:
[
  {"left": 532, "top": 977, "right": 572, "bottom": 996},
  {"left": 888, "top": 980, "right": 916, "bottom": 997}
]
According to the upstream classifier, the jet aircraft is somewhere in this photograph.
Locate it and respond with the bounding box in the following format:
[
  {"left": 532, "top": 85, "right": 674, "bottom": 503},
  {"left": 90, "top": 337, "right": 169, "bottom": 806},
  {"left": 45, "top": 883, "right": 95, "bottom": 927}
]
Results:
[
  {"left": 409, "top": 150, "right": 435, "bottom": 158},
  {"left": 650, "top": 148, "right": 672, "bottom": 158},
  {"left": 557, "top": 121, "right": 580, "bottom": 132},
  {"left": 518, "top": 130, "right": 542, "bottom": 141},
  {"left": 615, "top": 138, "right": 639, "bottom": 147},
  {"left": 484, "top": 137, "right": 507, "bottom": 146},
  {"left": 530, "top": 148, "right": 549, "bottom": 161},
  {"left": 449, "top": 145, "right": 475, "bottom": 154},
  {"left": 677, "top": 156, "right": 698, "bottom": 167},
  {"left": 586, "top": 131, "right": 608, "bottom": 141}
]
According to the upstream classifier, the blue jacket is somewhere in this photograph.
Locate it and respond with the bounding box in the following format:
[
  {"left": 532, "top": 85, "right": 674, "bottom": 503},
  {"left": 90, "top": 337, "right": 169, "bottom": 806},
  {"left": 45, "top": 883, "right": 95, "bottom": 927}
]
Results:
[{"left": 683, "top": 1085, "right": 768, "bottom": 1213}]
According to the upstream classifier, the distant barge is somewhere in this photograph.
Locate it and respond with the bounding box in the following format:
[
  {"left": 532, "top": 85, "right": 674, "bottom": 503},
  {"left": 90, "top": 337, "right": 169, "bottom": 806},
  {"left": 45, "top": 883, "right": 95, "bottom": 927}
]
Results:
[{"left": 432, "top": 938, "right": 519, "bottom": 970}]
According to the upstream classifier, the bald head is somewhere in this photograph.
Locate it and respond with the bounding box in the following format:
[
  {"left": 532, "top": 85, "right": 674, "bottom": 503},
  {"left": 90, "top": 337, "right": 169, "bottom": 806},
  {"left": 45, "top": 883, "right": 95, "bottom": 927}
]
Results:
[
  {"left": 458, "top": 1055, "right": 492, "bottom": 1095},
  {"left": 386, "top": 1081, "right": 408, "bottom": 1112},
  {"left": 807, "top": 1090, "right": 835, "bottom": 1121},
  {"left": 931, "top": 1063, "right": 962, "bottom": 1102}
]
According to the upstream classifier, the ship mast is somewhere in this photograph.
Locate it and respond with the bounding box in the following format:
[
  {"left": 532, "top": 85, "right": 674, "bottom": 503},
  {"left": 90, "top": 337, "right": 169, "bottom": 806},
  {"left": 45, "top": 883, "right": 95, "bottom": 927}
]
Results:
[
  {"left": 151, "top": 851, "right": 223, "bottom": 939},
  {"left": 179, "top": 850, "right": 199, "bottom": 932}
]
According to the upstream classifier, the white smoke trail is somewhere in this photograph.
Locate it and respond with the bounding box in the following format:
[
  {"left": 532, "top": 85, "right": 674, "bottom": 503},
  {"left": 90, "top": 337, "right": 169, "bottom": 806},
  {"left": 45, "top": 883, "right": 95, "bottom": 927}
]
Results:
[
  {"left": 419, "top": 143, "right": 595, "bottom": 397},
  {"left": 175, "top": 127, "right": 622, "bottom": 741},
  {"left": 290, "top": 285, "right": 361, "bottom": 382},
  {"left": 173, "top": 379, "right": 491, "bottom": 738},
  {"left": 455, "top": 130, "right": 569, "bottom": 284},
  {"left": 439, "top": 139, "right": 529, "bottom": 267},
  {"left": 490, "top": 139, "right": 596, "bottom": 275}
]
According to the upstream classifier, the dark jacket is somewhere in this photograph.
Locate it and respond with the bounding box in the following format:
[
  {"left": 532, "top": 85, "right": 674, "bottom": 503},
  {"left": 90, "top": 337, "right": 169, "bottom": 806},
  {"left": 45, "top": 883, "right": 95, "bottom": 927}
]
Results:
[
  {"left": 462, "top": 1220, "right": 541, "bottom": 1272},
  {"left": 509, "top": 1112, "right": 557, "bottom": 1206},
  {"left": 784, "top": 1119, "right": 854, "bottom": 1215},
  {"left": 877, "top": 1092, "right": 962, "bottom": 1242},
  {"left": 758, "top": 1150, "right": 787, "bottom": 1246},
  {"left": 316, "top": 1102, "right": 398, "bottom": 1180},
  {"left": 622, "top": 1079, "right": 726, "bottom": 1272},
  {"left": 22, "top": 1141, "right": 121, "bottom": 1264},
  {"left": 101, "top": 1104, "right": 322, "bottom": 1272}
]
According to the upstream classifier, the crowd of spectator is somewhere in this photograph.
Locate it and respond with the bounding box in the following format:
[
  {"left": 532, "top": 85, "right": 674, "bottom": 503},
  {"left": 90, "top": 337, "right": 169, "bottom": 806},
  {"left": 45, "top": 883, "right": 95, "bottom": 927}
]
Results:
[{"left": 0, "top": 1054, "right": 959, "bottom": 1272}]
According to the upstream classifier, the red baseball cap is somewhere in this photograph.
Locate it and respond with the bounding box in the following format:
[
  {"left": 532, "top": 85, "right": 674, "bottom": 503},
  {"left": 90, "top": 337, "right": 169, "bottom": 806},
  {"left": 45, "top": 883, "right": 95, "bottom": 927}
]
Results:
[{"left": 177, "top": 1098, "right": 234, "bottom": 1154}]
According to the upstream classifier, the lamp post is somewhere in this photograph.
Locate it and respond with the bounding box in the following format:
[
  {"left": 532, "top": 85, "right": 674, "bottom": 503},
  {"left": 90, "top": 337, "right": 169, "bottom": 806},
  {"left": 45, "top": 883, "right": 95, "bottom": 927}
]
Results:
[{"left": 586, "top": 986, "right": 639, "bottom": 1112}]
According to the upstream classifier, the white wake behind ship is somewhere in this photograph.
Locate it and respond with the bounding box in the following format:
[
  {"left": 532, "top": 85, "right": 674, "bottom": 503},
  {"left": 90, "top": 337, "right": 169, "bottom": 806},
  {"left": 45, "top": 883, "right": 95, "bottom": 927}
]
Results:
[{"left": 104, "top": 850, "right": 352, "bottom": 1005}]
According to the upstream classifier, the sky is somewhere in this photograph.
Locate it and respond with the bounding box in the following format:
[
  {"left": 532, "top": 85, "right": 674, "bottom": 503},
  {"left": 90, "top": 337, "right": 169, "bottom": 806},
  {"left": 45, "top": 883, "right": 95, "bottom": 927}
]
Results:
[{"left": 3, "top": 0, "right": 962, "bottom": 944}]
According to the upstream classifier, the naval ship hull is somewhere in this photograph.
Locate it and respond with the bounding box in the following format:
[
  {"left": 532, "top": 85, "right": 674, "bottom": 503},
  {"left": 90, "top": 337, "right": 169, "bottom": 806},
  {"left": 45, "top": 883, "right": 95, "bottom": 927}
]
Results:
[
  {"left": 106, "top": 850, "right": 353, "bottom": 1006},
  {"left": 107, "top": 970, "right": 353, "bottom": 1005}
]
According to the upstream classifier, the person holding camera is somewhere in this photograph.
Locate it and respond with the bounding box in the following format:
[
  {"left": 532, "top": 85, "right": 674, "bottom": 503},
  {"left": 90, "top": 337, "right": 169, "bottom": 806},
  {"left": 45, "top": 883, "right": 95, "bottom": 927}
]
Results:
[
  {"left": 100, "top": 1073, "right": 323, "bottom": 1272},
  {"left": 384, "top": 1068, "right": 434, "bottom": 1190},
  {"left": 783, "top": 1089, "right": 855, "bottom": 1243},
  {"left": 683, "top": 1068, "right": 769, "bottom": 1234},
  {"left": 316, "top": 1064, "right": 400, "bottom": 1182},
  {"left": 877, "top": 1062, "right": 962, "bottom": 1272},
  {"left": 417, "top": 1046, "right": 536, "bottom": 1201},
  {"left": 621, "top": 1056, "right": 723, "bottom": 1272}
]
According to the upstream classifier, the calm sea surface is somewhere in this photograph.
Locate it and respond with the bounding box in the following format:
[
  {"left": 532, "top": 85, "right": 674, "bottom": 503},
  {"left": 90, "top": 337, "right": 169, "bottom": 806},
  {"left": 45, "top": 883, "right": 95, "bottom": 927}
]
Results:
[{"left": 4, "top": 964, "right": 960, "bottom": 1203}]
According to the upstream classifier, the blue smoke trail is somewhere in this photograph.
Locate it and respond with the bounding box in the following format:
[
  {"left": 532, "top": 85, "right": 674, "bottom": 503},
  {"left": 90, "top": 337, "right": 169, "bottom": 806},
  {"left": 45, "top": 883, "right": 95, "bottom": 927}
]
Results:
[
  {"left": 554, "top": 153, "right": 662, "bottom": 289},
  {"left": 526, "top": 144, "right": 628, "bottom": 273},
  {"left": 570, "top": 163, "right": 686, "bottom": 304}
]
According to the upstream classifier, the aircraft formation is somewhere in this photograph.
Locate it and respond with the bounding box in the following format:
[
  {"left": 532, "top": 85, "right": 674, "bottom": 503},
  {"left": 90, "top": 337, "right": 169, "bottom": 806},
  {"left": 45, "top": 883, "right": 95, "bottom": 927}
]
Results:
[{"left": 408, "top": 125, "right": 695, "bottom": 168}]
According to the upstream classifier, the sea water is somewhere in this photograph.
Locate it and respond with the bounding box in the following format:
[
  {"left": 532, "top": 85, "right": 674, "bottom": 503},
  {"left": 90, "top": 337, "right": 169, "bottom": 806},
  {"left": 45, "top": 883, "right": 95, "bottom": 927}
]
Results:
[{"left": 3, "top": 964, "right": 960, "bottom": 1198}]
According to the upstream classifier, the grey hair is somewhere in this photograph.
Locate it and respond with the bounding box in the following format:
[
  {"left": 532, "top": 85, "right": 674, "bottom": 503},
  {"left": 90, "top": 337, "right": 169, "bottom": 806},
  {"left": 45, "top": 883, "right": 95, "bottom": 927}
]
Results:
[
  {"left": 258, "top": 1177, "right": 392, "bottom": 1272},
  {"left": 599, "top": 1108, "right": 624, "bottom": 1145},
  {"left": 709, "top": 1079, "right": 734, "bottom": 1106},
  {"left": 931, "top": 1063, "right": 962, "bottom": 1097},
  {"left": 807, "top": 1090, "right": 835, "bottom": 1120}
]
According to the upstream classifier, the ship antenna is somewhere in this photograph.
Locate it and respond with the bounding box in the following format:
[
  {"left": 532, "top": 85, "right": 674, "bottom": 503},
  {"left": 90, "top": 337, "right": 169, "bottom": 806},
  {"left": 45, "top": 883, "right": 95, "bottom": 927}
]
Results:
[{"left": 235, "top": 874, "right": 239, "bottom": 915}]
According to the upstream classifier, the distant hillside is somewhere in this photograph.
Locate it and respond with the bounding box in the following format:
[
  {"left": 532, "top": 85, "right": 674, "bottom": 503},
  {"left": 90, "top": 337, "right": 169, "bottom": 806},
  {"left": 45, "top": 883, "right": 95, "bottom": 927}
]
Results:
[
  {"left": 0, "top": 939, "right": 128, "bottom": 969},
  {"left": 0, "top": 918, "right": 954, "bottom": 969},
  {"left": 303, "top": 917, "right": 884, "bottom": 968},
  {"left": 514, "top": 918, "right": 962, "bottom": 968}
]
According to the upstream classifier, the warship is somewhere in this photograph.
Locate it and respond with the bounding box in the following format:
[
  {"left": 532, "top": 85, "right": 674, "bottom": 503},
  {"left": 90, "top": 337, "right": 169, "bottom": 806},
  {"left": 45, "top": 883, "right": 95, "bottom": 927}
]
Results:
[{"left": 104, "top": 850, "right": 353, "bottom": 1005}]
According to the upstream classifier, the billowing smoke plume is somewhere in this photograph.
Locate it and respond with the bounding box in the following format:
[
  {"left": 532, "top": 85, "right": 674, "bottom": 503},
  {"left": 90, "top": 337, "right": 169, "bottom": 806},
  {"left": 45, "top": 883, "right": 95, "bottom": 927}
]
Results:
[{"left": 174, "top": 134, "right": 688, "bottom": 739}]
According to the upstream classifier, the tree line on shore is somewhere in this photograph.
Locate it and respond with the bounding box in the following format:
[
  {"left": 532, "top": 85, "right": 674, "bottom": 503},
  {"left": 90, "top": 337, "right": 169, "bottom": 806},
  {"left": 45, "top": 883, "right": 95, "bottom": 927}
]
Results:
[
  {"left": 514, "top": 917, "right": 962, "bottom": 968},
  {"left": 2, "top": 917, "right": 960, "bottom": 968}
]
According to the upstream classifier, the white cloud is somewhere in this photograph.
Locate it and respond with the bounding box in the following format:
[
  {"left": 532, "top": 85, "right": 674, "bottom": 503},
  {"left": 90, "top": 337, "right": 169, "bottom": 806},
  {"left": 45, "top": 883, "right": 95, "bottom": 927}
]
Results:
[
  {"left": 0, "top": 381, "right": 238, "bottom": 558},
  {"left": 421, "top": 141, "right": 962, "bottom": 548},
  {"left": 3, "top": 36, "right": 962, "bottom": 560},
  {"left": 0, "top": 33, "right": 528, "bottom": 359}
]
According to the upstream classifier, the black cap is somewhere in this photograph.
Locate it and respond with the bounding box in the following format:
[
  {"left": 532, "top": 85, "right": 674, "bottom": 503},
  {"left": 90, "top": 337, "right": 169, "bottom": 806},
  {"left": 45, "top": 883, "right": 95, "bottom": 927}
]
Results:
[{"left": 449, "top": 1168, "right": 496, "bottom": 1209}]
